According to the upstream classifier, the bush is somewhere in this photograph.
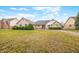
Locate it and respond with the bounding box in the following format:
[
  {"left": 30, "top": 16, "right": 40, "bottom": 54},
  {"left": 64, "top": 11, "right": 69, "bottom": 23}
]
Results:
[
  {"left": 27, "top": 24, "right": 34, "bottom": 30},
  {"left": 49, "top": 27, "right": 62, "bottom": 30},
  {"left": 19, "top": 26, "right": 25, "bottom": 30},
  {"left": 24, "top": 25, "right": 28, "bottom": 30},
  {"left": 12, "top": 26, "right": 19, "bottom": 30},
  {"left": 12, "top": 24, "right": 34, "bottom": 30}
]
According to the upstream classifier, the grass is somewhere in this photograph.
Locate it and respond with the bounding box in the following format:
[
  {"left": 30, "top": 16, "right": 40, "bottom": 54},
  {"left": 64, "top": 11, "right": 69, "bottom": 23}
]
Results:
[
  {"left": 71, "top": 30, "right": 79, "bottom": 32},
  {"left": 65, "top": 29, "right": 79, "bottom": 32},
  {"left": 0, "top": 30, "right": 79, "bottom": 53}
]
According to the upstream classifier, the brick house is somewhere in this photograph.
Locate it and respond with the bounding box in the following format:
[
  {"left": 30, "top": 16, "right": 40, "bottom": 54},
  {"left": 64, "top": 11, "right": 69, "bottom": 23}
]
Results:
[
  {"left": 0, "top": 17, "right": 33, "bottom": 29},
  {"left": 0, "top": 18, "right": 18, "bottom": 29}
]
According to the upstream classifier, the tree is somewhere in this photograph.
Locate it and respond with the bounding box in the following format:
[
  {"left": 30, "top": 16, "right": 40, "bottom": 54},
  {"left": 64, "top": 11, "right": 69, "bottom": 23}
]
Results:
[{"left": 75, "top": 12, "right": 79, "bottom": 29}]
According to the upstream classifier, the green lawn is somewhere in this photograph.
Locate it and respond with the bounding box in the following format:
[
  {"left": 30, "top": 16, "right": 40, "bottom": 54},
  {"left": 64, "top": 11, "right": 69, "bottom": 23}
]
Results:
[{"left": 0, "top": 30, "right": 79, "bottom": 53}]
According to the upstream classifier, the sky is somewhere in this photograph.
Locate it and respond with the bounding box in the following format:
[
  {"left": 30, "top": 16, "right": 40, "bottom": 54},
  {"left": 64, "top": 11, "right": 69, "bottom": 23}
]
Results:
[{"left": 0, "top": 6, "right": 79, "bottom": 23}]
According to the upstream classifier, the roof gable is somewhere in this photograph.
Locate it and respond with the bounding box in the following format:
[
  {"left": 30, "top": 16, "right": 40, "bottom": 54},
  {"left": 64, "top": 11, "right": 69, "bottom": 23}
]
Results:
[
  {"left": 64, "top": 16, "right": 76, "bottom": 26},
  {"left": 16, "top": 17, "right": 33, "bottom": 24}
]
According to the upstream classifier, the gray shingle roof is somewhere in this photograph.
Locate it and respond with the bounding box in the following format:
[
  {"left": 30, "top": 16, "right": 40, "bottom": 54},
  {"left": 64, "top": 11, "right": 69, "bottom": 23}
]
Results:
[
  {"left": 35, "top": 19, "right": 56, "bottom": 25},
  {"left": 16, "top": 17, "right": 34, "bottom": 24}
]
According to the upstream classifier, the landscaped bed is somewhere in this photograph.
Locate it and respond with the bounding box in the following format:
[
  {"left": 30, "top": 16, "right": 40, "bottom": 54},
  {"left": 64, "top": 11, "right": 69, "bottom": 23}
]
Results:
[{"left": 0, "top": 30, "right": 79, "bottom": 53}]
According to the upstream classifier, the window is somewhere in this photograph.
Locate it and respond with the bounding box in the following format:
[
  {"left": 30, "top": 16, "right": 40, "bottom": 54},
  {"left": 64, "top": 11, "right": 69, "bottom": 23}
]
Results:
[
  {"left": 20, "top": 24, "right": 22, "bottom": 26},
  {"left": 38, "top": 25, "right": 40, "bottom": 26},
  {"left": 48, "top": 25, "right": 50, "bottom": 27},
  {"left": 25, "top": 24, "right": 27, "bottom": 26},
  {"left": 69, "top": 24, "right": 72, "bottom": 27},
  {"left": 56, "top": 24, "right": 58, "bottom": 26}
]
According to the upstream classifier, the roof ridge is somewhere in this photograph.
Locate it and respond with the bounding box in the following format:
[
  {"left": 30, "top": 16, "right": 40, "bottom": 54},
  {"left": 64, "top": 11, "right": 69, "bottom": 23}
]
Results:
[{"left": 1, "top": 18, "right": 18, "bottom": 21}]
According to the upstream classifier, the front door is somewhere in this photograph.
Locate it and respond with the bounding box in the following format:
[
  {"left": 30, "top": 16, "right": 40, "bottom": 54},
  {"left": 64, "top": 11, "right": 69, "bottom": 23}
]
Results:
[{"left": 42, "top": 25, "right": 45, "bottom": 29}]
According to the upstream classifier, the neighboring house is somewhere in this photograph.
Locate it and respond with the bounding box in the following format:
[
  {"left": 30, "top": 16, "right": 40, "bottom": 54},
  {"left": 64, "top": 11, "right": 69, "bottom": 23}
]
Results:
[
  {"left": 0, "top": 18, "right": 18, "bottom": 29},
  {"left": 0, "top": 17, "right": 33, "bottom": 29},
  {"left": 0, "top": 20, "right": 2, "bottom": 29},
  {"left": 16, "top": 17, "right": 33, "bottom": 26},
  {"left": 64, "top": 17, "right": 76, "bottom": 29},
  {"left": 34, "top": 19, "right": 62, "bottom": 29}
]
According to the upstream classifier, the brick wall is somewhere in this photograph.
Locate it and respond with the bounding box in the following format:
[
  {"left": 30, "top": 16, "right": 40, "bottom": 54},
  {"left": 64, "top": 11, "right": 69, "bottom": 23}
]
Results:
[{"left": 0, "top": 20, "right": 10, "bottom": 29}]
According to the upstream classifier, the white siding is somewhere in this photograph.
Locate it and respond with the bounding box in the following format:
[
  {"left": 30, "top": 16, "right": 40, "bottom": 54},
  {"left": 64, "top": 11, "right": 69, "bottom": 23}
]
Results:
[
  {"left": 45, "top": 21, "right": 55, "bottom": 29},
  {"left": 16, "top": 19, "right": 29, "bottom": 26},
  {"left": 34, "top": 25, "right": 42, "bottom": 29},
  {"left": 10, "top": 19, "right": 18, "bottom": 26},
  {"left": 51, "top": 22, "right": 61, "bottom": 27}
]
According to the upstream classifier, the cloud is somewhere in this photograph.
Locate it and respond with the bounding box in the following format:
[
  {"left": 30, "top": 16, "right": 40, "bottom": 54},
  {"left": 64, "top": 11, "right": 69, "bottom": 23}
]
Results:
[
  {"left": 40, "top": 14, "right": 54, "bottom": 20},
  {"left": 44, "top": 7, "right": 61, "bottom": 15},
  {"left": 10, "top": 8, "right": 29, "bottom": 11},
  {"left": 0, "top": 14, "right": 16, "bottom": 19},
  {"left": 16, "top": 13, "right": 35, "bottom": 18},
  {"left": 0, "top": 13, "right": 35, "bottom": 21},
  {"left": 31, "top": 13, "right": 55, "bottom": 21},
  {"left": 18, "top": 8, "right": 29, "bottom": 10},
  {"left": 32, "top": 6, "right": 61, "bottom": 21},
  {"left": 33, "top": 6, "right": 61, "bottom": 17},
  {"left": 0, "top": 7, "right": 62, "bottom": 22},
  {"left": 33, "top": 7, "right": 48, "bottom": 10},
  {"left": 63, "top": 13, "right": 68, "bottom": 16},
  {"left": 33, "top": 6, "right": 60, "bottom": 11},
  {"left": 10, "top": 8, "right": 16, "bottom": 10},
  {"left": 52, "top": 7, "right": 61, "bottom": 12},
  {"left": 0, "top": 9, "right": 5, "bottom": 12},
  {"left": 33, "top": 6, "right": 61, "bottom": 12},
  {"left": 7, "top": 7, "right": 61, "bottom": 21}
]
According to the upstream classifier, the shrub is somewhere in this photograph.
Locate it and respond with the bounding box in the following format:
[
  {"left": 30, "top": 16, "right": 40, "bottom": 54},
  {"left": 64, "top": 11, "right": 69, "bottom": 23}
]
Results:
[
  {"left": 12, "top": 24, "right": 34, "bottom": 30},
  {"left": 12, "top": 26, "right": 19, "bottom": 30},
  {"left": 27, "top": 24, "right": 34, "bottom": 30},
  {"left": 24, "top": 25, "right": 28, "bottom": 30},
  {"left": 49, "top": 27, "right": 62, "bottom": 30},
  {"left": 19, "top": 26, "right": 25, "bottom": 30}
]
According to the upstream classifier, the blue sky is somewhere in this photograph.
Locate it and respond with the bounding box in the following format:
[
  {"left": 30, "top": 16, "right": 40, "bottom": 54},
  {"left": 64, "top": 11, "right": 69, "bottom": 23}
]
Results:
[{"left": 0, "top": 6, "right": 79, "bottom": 23}]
